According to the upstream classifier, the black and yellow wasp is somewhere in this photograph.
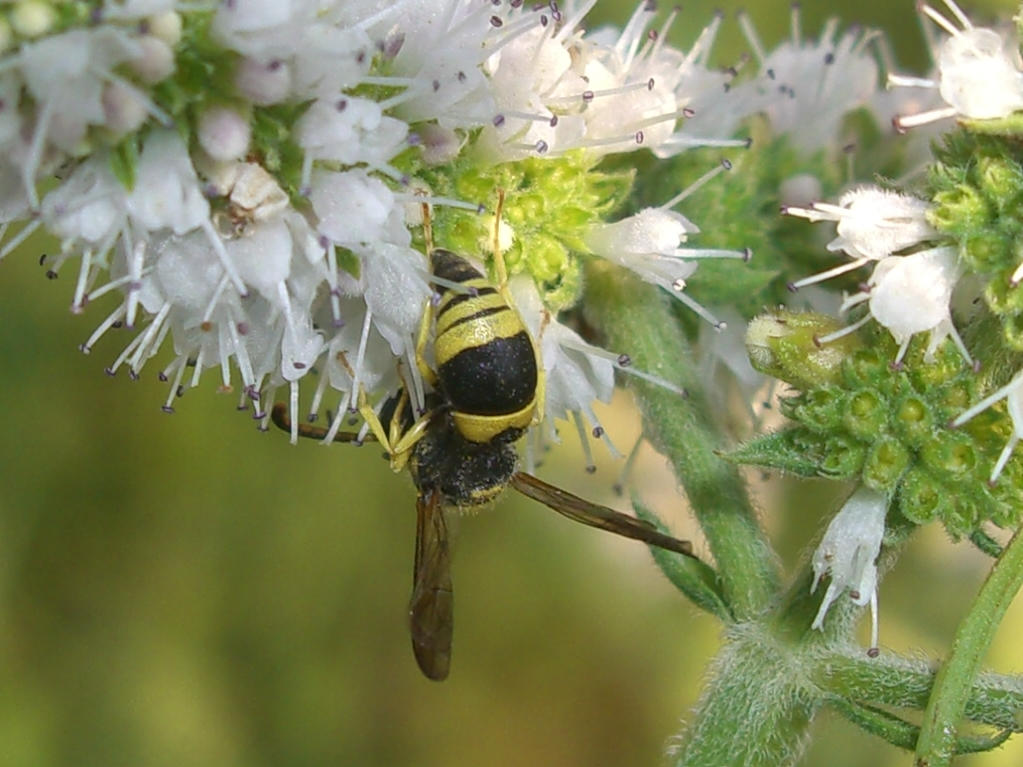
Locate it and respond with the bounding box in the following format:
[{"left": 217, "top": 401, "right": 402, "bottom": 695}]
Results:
[{"left": 271, "top": 194, "right": 693, "bottom": 681}]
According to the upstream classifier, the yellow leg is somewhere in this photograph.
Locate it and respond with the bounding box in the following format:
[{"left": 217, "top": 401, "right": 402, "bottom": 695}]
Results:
[
  {"left": 492, "top": 188, "right": 513, "bottom": 305},
  {"left": 533, "top": 366, "right": 546, "bottom": 426},
  {"left": 414, "top": 300, "right": 438, "bottom": 388},
  {"left": 390, "top": 413, "right": 435, "bottom": 471},
  {"left": 360, "top": 385, "right": 437, "bottom": 473},
  {"left": 357, "top": 387, "right": 397, "bottom": 459}
]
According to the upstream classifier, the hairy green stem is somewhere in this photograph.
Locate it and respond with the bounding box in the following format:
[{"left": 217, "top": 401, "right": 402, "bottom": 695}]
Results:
[
  {"left": 584, "top": 266, "right": 778, "bottom": 618},
  {"left": 817, "top": 651, "right": 1023, "bottom": 731},
  {"left": 672, "top": 623, "right": 816, "bottom": 767},
  {"left": 915, "top": 526, "right": 1023, "bottom": 766}
]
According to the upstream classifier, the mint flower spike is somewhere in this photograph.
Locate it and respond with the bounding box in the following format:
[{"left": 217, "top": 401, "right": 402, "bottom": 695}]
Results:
[
  {"left": 888, "top": 0, "right": 1023, "bottom": 130},
  {"left": 952, "top": 369, "right": 1023, "bottom": 483},
  {"left": 811, "top": 486, "right": 888, "bottom": 653},
  {"left": 477, "top": 0, "right": 753, "bottom": 161}
]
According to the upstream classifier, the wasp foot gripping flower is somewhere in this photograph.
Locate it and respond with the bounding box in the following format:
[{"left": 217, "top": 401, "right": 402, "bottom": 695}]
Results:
[
  {"left": 811, "top": 485, "right": 887, "bottom": 653},
  {"left": 888, "top": 0, "right": 1023, "bottom": 130}
]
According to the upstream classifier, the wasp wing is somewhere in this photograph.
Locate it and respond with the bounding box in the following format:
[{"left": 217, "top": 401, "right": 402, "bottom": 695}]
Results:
[
  {"left": 509, "top": 472, "right": 693, "bottom": 557},
  {"left": 270, "top": 403, "right": 377, "bottom": 444},
  {"left": 410, "top": 488, "right": 454, "bottom": 681}
]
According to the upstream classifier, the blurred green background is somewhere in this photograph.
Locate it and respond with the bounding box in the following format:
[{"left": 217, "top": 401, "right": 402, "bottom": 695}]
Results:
[{"left": 1, "top": 1, "right": 1021, "bottom": 765}]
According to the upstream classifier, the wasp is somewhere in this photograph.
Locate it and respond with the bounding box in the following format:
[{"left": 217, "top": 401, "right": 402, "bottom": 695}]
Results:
[{"left": 271, "top": 194, "right": 693, "bottom": 680}]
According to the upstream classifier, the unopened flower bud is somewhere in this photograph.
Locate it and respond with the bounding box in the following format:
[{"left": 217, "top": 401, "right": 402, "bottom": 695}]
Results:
[
  {"left": 198, "top": 106, "right": 251, "bottom": 161},
  {"left": 746, "top": 310, "right": 862, "bottom": 390}
]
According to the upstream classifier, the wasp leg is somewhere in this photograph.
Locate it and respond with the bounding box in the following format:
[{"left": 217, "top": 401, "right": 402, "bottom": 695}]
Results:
[
  {"left": 414, "top": 298, "right": 439, "bottom": 389},
  {"left": 357, "top": 386, "right": 401, "bottom": 458},
  {"left": 389, "top": 413, "right": 435, "bottom": 472},
  {"left": 509, "top": 471, "right": 695, "bottom": 557},
  {"left": 269, "top": 403, "right": 370, "bottom": 443},
  {"left": 492, "top": 188, "right": 513, "bottom": 304}
]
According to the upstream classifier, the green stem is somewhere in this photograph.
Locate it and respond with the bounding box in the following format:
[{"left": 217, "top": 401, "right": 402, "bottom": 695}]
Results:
[
  {"left": 817, "top": 651, "right": 1023, "bottom": 731},
  {"left": 584, "top": 267, "right": 778, "bottom": 619},
  {"left": 915, "top": 526, "right": 1023, "bottom": 766},
  {"left": 671, "top": 623, "right": 816, "bottom": 767}
]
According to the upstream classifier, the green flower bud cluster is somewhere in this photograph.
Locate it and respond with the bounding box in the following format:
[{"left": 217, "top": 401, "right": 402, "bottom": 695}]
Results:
[
  {"left": 735, "top": 313, "right": 1023, "bottom": 537},
  {"left": 414, "top": 151, "right": 633, "bottom": 311},
  {"left": 929, "top": 130, "right": 1023, "bottom": 351}
]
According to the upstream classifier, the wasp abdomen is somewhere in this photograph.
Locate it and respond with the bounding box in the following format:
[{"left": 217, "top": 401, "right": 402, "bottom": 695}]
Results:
[{"left": 430, "top": 249, "right": 538, "bottom": 444}]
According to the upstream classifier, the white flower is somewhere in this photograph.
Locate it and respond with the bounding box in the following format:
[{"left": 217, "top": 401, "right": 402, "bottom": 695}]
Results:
[
  {"left": 511, "top": 275, "right": 615, "bottom": 435},
  {"left": 812, "top": 486, "right": 888, "bottom": 652},
  {"left": 953, "top": 368, "right": 1023, "bottom": 483},
  {"left": 784, "top": 187, "right": 938, "bottom": 290},
  {"left": 861, "top": 246, "right": 966, "bottom": 364},
  {"left": 585, "top": 177, "right": 750, "bottom": 330},
  {"left": 889, "top": 0, "right": 1023, "bottom": 130},
  {"left": 817, "top": 246, "right": 971, "bottom": 367},
  {"left": 474, "top": 2, "right": 751, "bottom": 162},
  {"left": 736, "top": 10, "right": 881, "bottom": 151},
  {"left": 197, "top": 106, "right": 252, "bottom": 161},
  {"left": 0, "top": 0, "right": 739, "bottom": 452}
]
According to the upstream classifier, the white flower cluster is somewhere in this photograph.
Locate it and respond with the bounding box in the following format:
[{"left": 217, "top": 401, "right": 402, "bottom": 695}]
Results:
[
  {"left": 736, "top": 8, "right": 882, "bottom": 152},
  {"left": 784, "top": 187, "right": 972, "bottom": 369},
  {"left": 0, "top": 0, "right": 767, "bottom": 456}
]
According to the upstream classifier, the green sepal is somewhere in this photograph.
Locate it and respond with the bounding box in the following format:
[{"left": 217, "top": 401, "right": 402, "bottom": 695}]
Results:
[
  {"left": 723, "top": 427, "right": 863, "bottom": 479},
  {"left": 109, "top": 134, "right": 140, "bottom": 191},
  {"left": 960, "top": 113, "right": 1023, "bottom": 137},
  {"left": 633, "top": 499, "right": 732, "bottom": 621},
  {"left": 249, "top": 101, "right": 314, "bottom": 201},
  {"left": 335, "top": 247, "right": 360, "bottom": 279},
  {"left": 970, "top": 528, "right": 1005, "bottom": 558},
  {"left": 746, "top": 310, "right": 863, "bottom": 390}
]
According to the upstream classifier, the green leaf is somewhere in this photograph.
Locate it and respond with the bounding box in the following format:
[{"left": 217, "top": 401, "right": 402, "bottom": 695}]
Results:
[
  {"left": 633, "top": 499, "right": 732, "bottom": 620},
  {"left": 724, "top": 428, "right": 860, "bottom": 479}
]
